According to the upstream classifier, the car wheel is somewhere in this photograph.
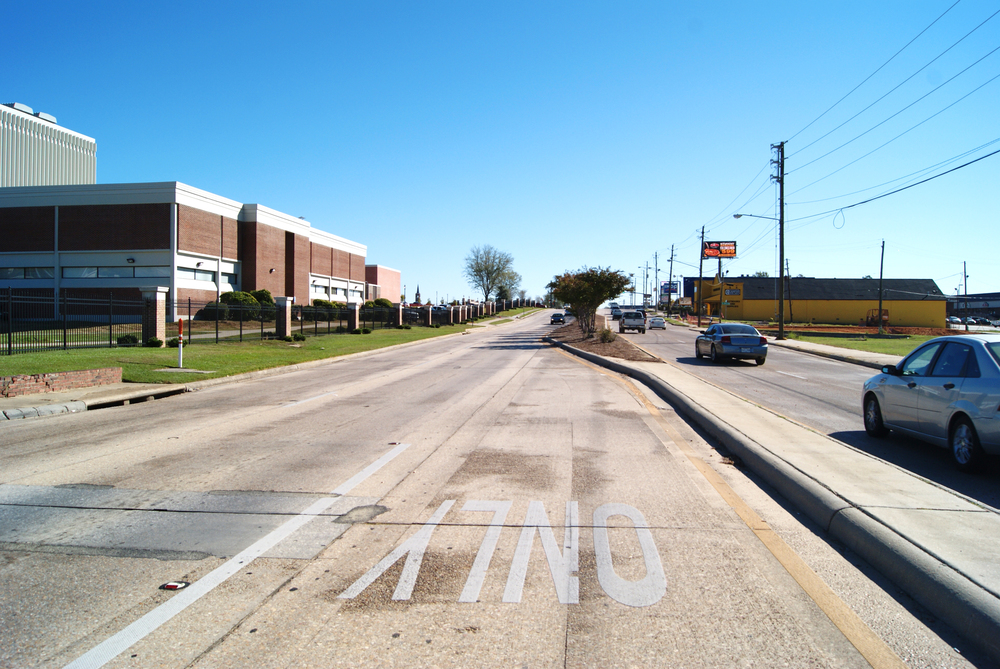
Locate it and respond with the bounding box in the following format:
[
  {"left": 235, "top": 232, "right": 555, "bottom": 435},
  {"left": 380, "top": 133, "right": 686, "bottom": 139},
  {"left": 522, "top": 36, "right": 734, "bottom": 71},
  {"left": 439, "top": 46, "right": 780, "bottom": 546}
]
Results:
[
  {"left": 695, "top": 344, "right": 703, "bottom": 359},
  {"left": 755, "top": 357, "right": 765, "bottom": 366},
  {"left": 863, "top": 395, "right": 888, "bottom": 438},
  {"left": 950, "top": 417, "right": 985, "bottom": 473},
  {"left": 640, "top": 328, "right": 645, "bottom": 334},
  {"left": 710, "top": 346, "right": 719, "bottom": 363}
]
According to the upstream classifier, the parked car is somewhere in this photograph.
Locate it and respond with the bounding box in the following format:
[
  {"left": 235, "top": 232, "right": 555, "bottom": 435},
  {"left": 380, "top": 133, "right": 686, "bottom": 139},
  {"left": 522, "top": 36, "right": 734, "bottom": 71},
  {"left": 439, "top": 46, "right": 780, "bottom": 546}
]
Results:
[
  {"left": 648, "top": 316, "right": 666, "bottom": 329},
  {"left": 611, "top": 308, "right": 623, "bottom": 321},
  {"left": 947, "top": 316, "right": 962, "bottom": 324},
  {"left": 550, "top": 313, "right": 565, "bottom": 325},
  {"left": 862, "top": 334, "right": 1000, "bottom": 472},
  {"left": 695, "top": 323, "right": 767, "bottom": 365}
]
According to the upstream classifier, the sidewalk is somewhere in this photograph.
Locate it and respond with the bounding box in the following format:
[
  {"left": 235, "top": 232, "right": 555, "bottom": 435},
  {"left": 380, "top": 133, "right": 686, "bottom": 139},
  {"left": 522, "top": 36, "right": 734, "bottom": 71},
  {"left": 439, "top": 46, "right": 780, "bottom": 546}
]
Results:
[{"left": 550, "top": 337, "right": 1000, "bottom": 664}]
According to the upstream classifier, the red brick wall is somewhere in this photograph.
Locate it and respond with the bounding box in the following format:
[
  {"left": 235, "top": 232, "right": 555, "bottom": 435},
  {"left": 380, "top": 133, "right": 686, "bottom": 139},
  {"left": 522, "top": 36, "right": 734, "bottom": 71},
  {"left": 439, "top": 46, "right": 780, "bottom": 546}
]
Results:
[
  {"left": 241, "top": 221, "right": 286, "bottom": 296},
  {"left": 177, "top": 204, "right": 221, "bottom": 256},
  {"left": 59, "top": 204, "right": 170, "bottom": 250},
  {"left": 222, "top": 216, "right": 239, "bottom": 260},
  {"left": 286, "top": 233, "right": 309, "bottom": 302},
  {"left": 1, "top": 368, "right": 122, "bottom": 398},
  {"left": 0, "top": 207, "right": 55, "bottom": 252},
  {"left": 311, "top": 243, "right": 333, "bottom": 276},
  {"left": 332, "top": 249, "right": 349, "bottom": 280},
  {"left": 176, "top": 287, "right": 218, "bottom": 306},
  {"left": 350, "top": 253, "right": 366, "bottom": 281}
]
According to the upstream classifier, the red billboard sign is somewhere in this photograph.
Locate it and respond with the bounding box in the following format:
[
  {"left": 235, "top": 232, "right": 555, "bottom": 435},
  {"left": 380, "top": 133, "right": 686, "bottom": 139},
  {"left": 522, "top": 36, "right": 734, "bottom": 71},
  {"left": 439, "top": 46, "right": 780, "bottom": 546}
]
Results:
[{"left": 702, "top": 241, "right": 736, "bottom": 258}]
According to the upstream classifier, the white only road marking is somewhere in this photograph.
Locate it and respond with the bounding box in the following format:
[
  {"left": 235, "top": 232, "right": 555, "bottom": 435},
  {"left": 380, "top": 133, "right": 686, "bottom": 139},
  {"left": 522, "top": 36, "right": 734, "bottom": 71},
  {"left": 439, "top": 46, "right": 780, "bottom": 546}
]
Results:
[
  {"left": 64, "top": 442, "right": 411, "bottom": 669},
  {"left": 459, "top": 501, "right": 513, "bottom": 603},
  {"left": 503, "top": 501, "right": 579, "bottom": 604},
  {"left": 777, "top": 370, "right": 807, "bottom": 380},
  {"left": 593, "top": 503, "right": 666, "bottom": 607}
]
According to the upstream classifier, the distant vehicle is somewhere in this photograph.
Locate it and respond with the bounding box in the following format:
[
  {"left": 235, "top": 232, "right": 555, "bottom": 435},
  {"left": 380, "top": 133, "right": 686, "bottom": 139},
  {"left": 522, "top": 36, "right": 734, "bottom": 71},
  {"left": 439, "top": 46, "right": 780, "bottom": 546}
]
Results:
[
  {"left": 862, "top": 334, "right": 1000, "bottom": 472},
  {"left": 611, "top": 308, "right": 623, "bottom": 320},
  {"left": 550, "top": 313, "right": 565, "bottom": 325},
  {"left": 975, "top": 317, "right": 991, "bottom": 325},
  {"left": 947, "top": 316, "right": 961, "bottom": 324},
  {"left": 695, "top": 323, "right": 767, "bottom": 365},
  {"left": 648, "top": 316, "right": 666, "bottom": 329},
  {"left": 619, "top": 311, "right": 646, "bottom": 334},
  {"left": 609, "top": 302, "right": 619, "bottom": 309},
  {"left": 965, "top": 317, "right": 978, "bottom": 325}
]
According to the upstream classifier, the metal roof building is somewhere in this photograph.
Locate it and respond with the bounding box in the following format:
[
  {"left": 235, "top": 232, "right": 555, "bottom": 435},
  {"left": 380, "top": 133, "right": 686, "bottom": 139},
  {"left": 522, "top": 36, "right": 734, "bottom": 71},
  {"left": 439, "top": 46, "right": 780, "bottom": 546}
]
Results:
[{"left": 1, "top": 103, "right": 96, "bottom": 187}]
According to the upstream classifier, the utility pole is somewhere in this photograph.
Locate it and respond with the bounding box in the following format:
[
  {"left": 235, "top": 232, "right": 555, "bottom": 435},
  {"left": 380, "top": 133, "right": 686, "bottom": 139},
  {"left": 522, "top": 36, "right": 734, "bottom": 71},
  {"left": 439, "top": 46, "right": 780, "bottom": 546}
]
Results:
[
  {"left": 697, "top": 226, "right": 705, "bottom": 327},
  {"left": 667, "top": 245, "right": 675, "bottom": 315},
  {"left": 644, "top": 262, "right": 649, "bottom": 308},
  {"left": 772, "top": 141, "right": 786, "bottom": 340},
  {"left": 877, "top": 240, "right": 885, "bottom": 335},
  {"left": 964, "top": 261, "right": 969, "bottom": 331},
  {"left": 654, "top": 252, "right": 659, "bottom": 311}
]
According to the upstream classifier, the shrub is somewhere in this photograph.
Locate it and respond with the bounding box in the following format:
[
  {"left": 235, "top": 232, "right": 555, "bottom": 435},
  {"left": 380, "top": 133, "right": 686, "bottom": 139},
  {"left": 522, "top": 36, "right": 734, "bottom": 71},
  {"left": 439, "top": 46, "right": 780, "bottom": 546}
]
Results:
[
  {"left": 363, "top": 300, "right": 375, "bottom": 308},
  {"left": 283, "top": 335, "right": 293, "bottom": 342},
  {"left": 361, "top": 328, "right": 372, "bottom": 334},
  {"left": 433, "top": 323, "right": 441, "bottom": 328},
  {"left": 396, "top": 325, "right": 406, "bottom": 329},
  {"left": 292, "top": 333, "right": 306, "bottom": 341},
  {"left": 335, "top": 325, "right": 348, "bottom": 333},
  {"left": 220, "top": 291, "right": 261, "bottom": 321},
  {"left": 144, "top": 336, "right": 163, "bottom": 348},
  {"left": 252, "top": 290, "right": 276, "bottom": 321},
  {"left": 599, "top": 328, "right": 617, "bottom": 343},
  {"left": 403, "top": 324, "right": 411, "bottom": 329},
  {"left": 167, "top": 337, "right": 180, "bottom": 348},
  {"left": 373, "top": 297, "right": 394, "bottom": 308},
  {"left": 116, "top": 333, "right": 139, "bottom": 346},
  {"left": 351, "top": 328, "right": 362, "bottom": 335},
  {"left": 199, "top": 301, "right": 228, "bottom": 321}
]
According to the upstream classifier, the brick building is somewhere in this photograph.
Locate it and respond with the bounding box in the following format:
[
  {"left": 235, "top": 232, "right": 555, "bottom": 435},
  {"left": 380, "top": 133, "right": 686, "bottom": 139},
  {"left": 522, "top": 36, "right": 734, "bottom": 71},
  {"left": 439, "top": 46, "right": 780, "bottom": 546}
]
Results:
[{"left": 0, "top": 181, "right": 394, "bottom": 319}]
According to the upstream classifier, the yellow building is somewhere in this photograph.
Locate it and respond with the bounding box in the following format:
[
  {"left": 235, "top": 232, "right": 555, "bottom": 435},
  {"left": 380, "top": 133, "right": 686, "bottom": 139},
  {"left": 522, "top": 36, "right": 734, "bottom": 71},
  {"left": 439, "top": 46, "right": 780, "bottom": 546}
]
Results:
[{"left": 694, "top": 277, "right": 946, "bottom": 328}]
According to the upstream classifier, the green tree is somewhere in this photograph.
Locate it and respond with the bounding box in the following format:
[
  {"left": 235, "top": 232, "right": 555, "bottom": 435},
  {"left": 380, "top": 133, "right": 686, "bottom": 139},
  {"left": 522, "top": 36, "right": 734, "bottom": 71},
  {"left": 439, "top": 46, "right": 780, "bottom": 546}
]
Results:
[
  {"left": 548, "top": 267, "right": 631, "bottom": 336},
  {"left": 464, "top": 245, "right": 516, "bottom": 302},
  {"left": 752, "top": 271, "right": 769, "bottom": 278}
]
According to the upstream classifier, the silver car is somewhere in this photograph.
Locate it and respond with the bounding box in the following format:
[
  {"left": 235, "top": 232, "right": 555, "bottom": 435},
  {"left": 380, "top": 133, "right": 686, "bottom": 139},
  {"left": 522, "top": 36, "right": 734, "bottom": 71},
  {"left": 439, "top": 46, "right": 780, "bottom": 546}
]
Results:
[
  {"left": 695, "top": 323, "right": 768, "bottom": 365},
  {"left": 862, "top": 334, "right": 1000, "bottom": 472}
]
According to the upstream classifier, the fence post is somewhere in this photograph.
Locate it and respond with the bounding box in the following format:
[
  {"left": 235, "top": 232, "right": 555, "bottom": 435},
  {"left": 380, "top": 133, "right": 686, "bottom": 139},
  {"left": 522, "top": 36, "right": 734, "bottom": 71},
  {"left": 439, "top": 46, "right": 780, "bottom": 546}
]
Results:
[
  {"left": 109, "top": 292, "right": 114, "bottom": 348},
  {"left": 63, "top": 291, "right": 68, "bottom": 350},
  {"left": 6, "top": 288, "right": 12, "bottom": 356},
  {"left": 346, "top": 302, "right": 360, "bottom": 331},
  {"left": 140, "top": 287, "right": 168, "bottom": 347}
]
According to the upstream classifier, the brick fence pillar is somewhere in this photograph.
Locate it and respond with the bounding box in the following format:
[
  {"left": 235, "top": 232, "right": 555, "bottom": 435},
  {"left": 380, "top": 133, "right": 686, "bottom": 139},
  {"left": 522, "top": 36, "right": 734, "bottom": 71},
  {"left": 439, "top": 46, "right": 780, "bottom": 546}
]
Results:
[
  {"left": 393, "top": 302, "right": 403, "bottom": 326},
  {"left": 275, "top": 297, "right": 293, "bottom": 337},
  {"left": 140, "top": 286, "right": 169, "bottom": 346},
  {"left": 346, "top": 303, "right": 360, "bottom": 331},
  {"left": 424, "top": 306, "right": 433, "bottom": 327},
  {"left": 448, "top": 306, "right": 455, "bottom": 324}
]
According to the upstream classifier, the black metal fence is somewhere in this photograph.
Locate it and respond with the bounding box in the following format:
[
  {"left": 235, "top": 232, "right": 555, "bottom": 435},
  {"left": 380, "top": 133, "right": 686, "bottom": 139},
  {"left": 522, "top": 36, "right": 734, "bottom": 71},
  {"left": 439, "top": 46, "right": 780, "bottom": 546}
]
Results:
[{"left": 1, "top": 289, "right": 146, "bottom": 355}]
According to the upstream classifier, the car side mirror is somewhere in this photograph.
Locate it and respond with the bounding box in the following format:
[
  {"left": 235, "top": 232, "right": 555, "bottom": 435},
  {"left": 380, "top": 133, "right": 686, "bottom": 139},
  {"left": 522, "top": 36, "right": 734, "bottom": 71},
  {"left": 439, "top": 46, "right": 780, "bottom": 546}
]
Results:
[
  {"left": 882, "top": 364, "right": 899, "bottom": 375},
  {"left": 700, "top": 330, "right": 707, "bottom": 334}
]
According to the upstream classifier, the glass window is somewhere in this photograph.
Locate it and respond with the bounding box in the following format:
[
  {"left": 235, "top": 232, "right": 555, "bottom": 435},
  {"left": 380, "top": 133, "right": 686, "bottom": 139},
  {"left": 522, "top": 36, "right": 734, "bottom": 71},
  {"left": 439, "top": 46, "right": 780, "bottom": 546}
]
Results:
[
  {"left": 177, "top": 268, "right": 215, "bottom": 282},
  {"left": 930, "top": 343, "right": 971, "bottom": 377},
  {"left": 98, "top": 267, "right": 134, "bottom": 278},
  {"left": 221, "top": 272, "right": 237, "bottom": 285},
  {"left": 986, "top": 342, "right": 1000, "bottom": 367},
  {"left": 900, "top": 344, "right": 942, "bottom": 377},
  {"left": 62, "top": 267, "right": 98, "bottom": 278},
  {"left": 135, "top": 266, "right": 171, "bottom": 278},
  {"left": 0, "top": 268, "right": 25, "bottom": 279},
  {"left": 25, "top": 267, "right": 55, "bottom": 279}
]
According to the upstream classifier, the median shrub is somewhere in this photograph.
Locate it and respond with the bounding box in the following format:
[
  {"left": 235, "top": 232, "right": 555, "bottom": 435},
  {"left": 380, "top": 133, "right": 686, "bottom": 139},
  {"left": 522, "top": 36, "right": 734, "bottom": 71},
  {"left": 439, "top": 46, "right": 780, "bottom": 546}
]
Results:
[
  {"left": 144, "top": 337, "right": 163, "bottom": 348},
  {"left": 116, "top": 334, "right": 139, "bottom": 346},
  {"left": 599, "top": 328, "right": 617, "bottom": 343}
]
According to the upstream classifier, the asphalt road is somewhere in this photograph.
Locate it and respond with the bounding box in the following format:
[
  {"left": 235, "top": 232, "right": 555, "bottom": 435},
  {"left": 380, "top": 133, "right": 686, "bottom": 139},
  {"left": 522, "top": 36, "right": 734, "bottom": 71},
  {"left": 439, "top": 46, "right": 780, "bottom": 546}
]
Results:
[
  {"left": 625, "top": 323, "right": 1000, "bottom": 510},
  {"left": 0, "top": 314, "right": 985, "bottom": 668}
]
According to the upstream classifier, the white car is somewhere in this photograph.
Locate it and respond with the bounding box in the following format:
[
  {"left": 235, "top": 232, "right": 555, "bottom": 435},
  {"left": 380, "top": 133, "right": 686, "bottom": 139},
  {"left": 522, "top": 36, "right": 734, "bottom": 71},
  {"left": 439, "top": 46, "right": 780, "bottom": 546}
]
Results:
[{"left": 648, "top": 316, "right": 666, "bottom": 329}]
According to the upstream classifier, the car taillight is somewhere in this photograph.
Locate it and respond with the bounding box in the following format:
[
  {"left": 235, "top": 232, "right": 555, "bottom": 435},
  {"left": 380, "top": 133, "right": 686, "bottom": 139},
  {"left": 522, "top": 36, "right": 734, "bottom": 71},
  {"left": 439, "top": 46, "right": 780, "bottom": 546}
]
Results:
[
  {"left": 721, "top": 336, "right": 731, "bottom": 344},
  {"left": 760, "top": 337, "right": 767, "bottom": 345}
]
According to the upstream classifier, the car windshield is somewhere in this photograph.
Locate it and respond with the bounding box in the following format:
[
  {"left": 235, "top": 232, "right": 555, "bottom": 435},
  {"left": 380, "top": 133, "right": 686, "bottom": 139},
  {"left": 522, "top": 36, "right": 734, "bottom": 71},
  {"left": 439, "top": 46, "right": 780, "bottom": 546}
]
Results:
[{"left": 721, "top": 324, "right": 758, "bottom": 335}]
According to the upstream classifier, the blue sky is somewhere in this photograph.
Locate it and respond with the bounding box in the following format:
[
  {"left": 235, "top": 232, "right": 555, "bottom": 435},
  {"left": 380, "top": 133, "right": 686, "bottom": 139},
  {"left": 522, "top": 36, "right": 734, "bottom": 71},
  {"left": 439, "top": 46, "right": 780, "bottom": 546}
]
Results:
[{"left": 8, "top": 1, "right": 998, "bottom": 303}]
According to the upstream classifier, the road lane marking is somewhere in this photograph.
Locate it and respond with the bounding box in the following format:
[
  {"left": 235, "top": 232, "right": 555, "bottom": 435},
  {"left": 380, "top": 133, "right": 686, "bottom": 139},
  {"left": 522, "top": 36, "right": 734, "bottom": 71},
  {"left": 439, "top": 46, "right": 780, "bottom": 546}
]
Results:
[
  {"left": 503, "top": 501, "right": 579, "bottom": 605},
  {"left": 593, "top": 503, "right": 666, "bottom": 607},
  {"left": 777, "top": 370, "right": 807, "bottom": 380},
  {"left": 459, "top": 501, "right": 512, "bottom": 603},
  {"left": 64, "top": 442, "right": 412, "bottom": 669}
]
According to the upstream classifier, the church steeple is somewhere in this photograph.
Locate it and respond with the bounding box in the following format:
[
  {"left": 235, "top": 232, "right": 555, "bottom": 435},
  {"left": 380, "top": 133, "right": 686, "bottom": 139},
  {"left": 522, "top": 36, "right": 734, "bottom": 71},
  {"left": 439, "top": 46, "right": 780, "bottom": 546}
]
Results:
[{"left": 414, "top": 285, "right": 421, "bottom": 304}]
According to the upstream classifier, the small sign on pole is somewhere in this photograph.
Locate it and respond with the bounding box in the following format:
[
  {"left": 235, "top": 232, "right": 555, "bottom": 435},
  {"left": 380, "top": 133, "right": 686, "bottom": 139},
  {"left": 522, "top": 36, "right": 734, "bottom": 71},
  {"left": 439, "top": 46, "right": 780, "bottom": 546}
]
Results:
[{"left": 178, "top": 318, "right": 184, "bottom": 369}]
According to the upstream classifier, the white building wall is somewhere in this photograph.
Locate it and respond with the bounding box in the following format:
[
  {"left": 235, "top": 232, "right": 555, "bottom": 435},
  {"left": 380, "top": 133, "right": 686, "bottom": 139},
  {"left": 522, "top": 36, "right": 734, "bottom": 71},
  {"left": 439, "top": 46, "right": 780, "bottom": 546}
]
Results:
[{"left": 1, "top": 104, "right": 96, "bottom": 187}]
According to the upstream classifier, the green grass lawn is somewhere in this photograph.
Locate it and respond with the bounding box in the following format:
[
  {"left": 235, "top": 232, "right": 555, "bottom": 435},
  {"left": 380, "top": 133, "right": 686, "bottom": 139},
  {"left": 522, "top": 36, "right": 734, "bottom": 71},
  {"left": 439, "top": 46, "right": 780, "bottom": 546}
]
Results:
[
  {"left": 784, "top": 333, "right": 934, "bottom": 357},
  {"left": 0, "top": 325, "right": 469, "bottom": 384}
]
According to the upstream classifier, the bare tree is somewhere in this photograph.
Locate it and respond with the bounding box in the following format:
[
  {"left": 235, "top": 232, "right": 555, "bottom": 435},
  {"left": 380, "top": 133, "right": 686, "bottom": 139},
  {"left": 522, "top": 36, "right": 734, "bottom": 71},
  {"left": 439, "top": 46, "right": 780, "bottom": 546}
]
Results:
[{"left": 464, "top": 245, "right": 515, "bottom": 302}]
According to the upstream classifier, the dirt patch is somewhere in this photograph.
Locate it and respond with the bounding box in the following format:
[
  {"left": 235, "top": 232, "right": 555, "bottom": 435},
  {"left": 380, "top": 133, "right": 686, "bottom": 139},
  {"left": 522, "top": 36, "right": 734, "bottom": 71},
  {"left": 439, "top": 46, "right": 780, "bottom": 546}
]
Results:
[{"left": 547, "top": 316, "right": 660, "bottom": 362}]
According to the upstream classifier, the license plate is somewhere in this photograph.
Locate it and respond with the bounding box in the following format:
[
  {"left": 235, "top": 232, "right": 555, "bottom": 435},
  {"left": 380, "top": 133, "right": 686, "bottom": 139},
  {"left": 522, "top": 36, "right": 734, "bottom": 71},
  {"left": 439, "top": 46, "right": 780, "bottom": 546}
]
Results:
[{"left": 740, "top": 347, "right": 751, "bottom": 353}]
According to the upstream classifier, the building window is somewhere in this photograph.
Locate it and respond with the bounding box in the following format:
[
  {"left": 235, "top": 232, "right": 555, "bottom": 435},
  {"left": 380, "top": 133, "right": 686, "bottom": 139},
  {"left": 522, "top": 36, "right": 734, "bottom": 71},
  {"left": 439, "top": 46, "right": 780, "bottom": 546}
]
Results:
[
  {"left": 98, "top": 267, "right": 134, "bottom": 278},
  {"left": 63, "top": 267, "right": 98, "bottom": 278},
  {"left": 221, "top": 272, "right": 238, "bottom": 286},
  {"left": 177, "top": 268, "right": 216, "bottom": 282},
  {"left": 25, "top": 267, "right": 55, "bottom": 279},
  {"left": 135, "top": 266, "right": 171, "bottom": 278},
  {"left": 1, "top": 268, "right": 24, "bottom": 279}
]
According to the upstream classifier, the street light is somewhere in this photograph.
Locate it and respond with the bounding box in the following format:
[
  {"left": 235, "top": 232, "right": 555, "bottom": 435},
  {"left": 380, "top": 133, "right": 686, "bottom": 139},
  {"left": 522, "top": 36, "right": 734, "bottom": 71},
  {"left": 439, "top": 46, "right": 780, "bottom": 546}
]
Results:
[{"left": 734, "top": 212, "right": 786, "bottom": 340}]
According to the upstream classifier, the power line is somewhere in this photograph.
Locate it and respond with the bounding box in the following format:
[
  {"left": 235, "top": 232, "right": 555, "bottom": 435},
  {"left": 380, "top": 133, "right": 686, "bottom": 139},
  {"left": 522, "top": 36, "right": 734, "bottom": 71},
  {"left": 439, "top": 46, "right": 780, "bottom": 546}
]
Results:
[
  {"left": 787, "top": 146, "right": 1000, "bottom": 223},
  {"left": 787, "top": 0, "right": 962, "bottom": 144},
  {"left": 790, "top": 4, "right": 996, "bottom": 157},
  {"left": 790, "top": 41, "right": 1000, "bottom": 177}
]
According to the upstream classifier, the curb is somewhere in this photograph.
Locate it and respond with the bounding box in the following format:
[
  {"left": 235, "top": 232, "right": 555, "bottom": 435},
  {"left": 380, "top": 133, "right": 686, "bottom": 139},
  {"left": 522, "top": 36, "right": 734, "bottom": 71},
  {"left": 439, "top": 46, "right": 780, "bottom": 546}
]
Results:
[
  {"left": 545, "top": 336, "right": 1000, "bottom": 663},
  {"left": 767, "top": 340, "right": 891, "bottom": 370}
]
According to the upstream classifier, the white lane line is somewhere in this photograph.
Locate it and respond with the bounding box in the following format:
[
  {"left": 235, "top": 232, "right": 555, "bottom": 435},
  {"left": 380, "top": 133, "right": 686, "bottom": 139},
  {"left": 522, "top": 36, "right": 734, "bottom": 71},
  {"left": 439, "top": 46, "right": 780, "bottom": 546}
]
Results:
[
  {"left": 64, "top": 443, "right": 411, "bottom": 669},
  {"left": 777, "top": 370, "right": 807, "bottom": 380}
]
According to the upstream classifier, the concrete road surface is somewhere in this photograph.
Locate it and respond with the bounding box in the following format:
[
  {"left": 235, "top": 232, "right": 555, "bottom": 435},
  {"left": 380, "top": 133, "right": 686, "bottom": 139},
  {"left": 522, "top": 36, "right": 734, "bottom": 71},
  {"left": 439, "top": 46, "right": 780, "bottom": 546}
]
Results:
[{"left": 0, "top": 315, "right": 983, "bottom": 668}]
